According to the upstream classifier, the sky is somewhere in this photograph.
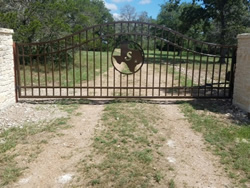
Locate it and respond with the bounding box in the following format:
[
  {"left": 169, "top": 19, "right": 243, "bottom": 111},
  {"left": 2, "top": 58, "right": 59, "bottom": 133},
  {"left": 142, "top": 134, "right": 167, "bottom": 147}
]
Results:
[{"left": 104, "top": 0, "right": 190, "bottom": 20}]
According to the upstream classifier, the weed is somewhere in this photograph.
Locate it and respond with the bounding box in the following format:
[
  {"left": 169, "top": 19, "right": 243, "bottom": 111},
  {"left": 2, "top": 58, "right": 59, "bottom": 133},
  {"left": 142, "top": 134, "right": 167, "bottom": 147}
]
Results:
[
  {"left": 229, "top": 172, "right": 237, "bottom": 179},
  {"left": 133, "top": 149, "right": 153, "bottom": 163},
  {"left": 180, "top": 102, "right": 250, "bottom": 187},
  {"left": 154, "top": 172, "right": 163, "bottom": 183},
  {"left": 90, "top": 179, "right": 100, "bottom": 185},
  {"left": 169, "top": 179, "right": 175, "bottom": 188},
  {"left": 1, "top": 165, "right": 22, "bottom": 186}
]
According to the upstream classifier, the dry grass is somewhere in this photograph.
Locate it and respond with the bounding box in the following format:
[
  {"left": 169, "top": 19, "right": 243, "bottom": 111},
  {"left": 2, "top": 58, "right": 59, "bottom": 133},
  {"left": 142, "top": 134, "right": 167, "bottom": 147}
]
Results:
[{"left": 76, "top": 102, "right": 167, "bottom": 187}]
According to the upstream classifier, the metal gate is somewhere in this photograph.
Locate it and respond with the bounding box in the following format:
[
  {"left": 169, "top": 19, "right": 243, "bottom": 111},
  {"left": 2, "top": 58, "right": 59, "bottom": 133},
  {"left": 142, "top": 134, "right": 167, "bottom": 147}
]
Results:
[{"left": 14, "top": 21, "right": 237, "bottom": 100}]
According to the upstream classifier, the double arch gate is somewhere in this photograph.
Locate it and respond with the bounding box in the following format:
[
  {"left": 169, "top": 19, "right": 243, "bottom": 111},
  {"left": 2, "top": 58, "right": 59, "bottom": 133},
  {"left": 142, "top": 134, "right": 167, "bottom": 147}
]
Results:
[{"left": 14, "top": 21, "right": 237, "bottom": 100}]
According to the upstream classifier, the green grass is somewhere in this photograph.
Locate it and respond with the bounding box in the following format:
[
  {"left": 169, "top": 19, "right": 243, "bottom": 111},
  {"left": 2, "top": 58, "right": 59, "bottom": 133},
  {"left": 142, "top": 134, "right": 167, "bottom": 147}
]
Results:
[
  {"left": 0, "top": 102, "right": 79, "bottom": 186},
  {"left": 147, "top": 50, "right": 223, "bottom": 65},
  {"left": 147, "top": 51, "right": 219, "bottom": 89},
  {"left": 0, "top": 118, "right": 73, "bottom": 186},
  {"left": 154, "top": 172, "right": 163, "bottom": 183},
  {"left": 0, "top": 164, "right": 23, "bottom": 186},
  {"left": 78, "top": 103, "right": 165, "bottom": 187},
  {"left": 180, "top": 102, "right": 250, "bottom": 187},
  {"left": 148, "top": 50, "right": 229, "bottom": 85},
  {"left": 169, "top": 179, "right": 175, "bottom": 188},
  {"left": 20, "top": 49, "right": 231, "bottom": 87},
  {"left": 20, "top": 51, "right": 110, "bottom": 87}
]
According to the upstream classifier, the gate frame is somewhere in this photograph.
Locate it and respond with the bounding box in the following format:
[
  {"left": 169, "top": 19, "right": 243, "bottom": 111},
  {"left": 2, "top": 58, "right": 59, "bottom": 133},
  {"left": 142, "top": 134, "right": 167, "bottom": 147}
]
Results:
[{"left": 13, "top": 21, "right": 237, "bottom": 101}]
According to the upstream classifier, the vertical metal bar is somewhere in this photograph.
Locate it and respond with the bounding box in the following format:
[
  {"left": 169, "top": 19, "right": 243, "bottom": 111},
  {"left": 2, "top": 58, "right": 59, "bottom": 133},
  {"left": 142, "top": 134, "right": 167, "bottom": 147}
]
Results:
[
  {"left": 79, "top": 33, "right": 82, "bottom": 97},
  {"left": 158, "top": 29, "right": 163, "bottom": 96},
  {"left": 65, "top": 38, "right": 69, "bottom": 96},
  {"left": 224, "top": 47, "right": 230, "bottom": 97},
  {"left": 210, "top": 46, "right": 216, "bottom": 96},
  {"left": 217, "top": 46, "right": 223, "bottom": 97},
  {"left": 121, "top": 22, "right": 123, "bottom": 38},
  {"left": 178, "top": 38, "right": 183, "bottom": 96},
  {"left": 140, "top": 23, "right": 143, "bottom": 97},
  {"left": 127, "top": 22, "right": 130, "bottom": 96},
  {"left": 197, "top": 43, "right": 203, "bottom": 97},
  {"left": 171, "top": 34, "right": 176, "bottom": 96},
  {"left": 120, "top": 23, "right": 123, "bottom": 96},
  {"left": 146, "top": 24, "right": 150, "bottom": 96},
  {"left": 29, "top": 45, "right": 33, "bottom": 96},
  {"left": 204, "top": 45, "right": 210, "bottom": 96},
  {"left": 58, "top": 41, "right": 62, "bottom": 96},
  {"left": 93, "top": 27, "right": 96, "bottom": 96},
  {"left": 37, "top": 45, "right": 41, "bottom": 96},
  {"left": 126, "top": 74, "right": 129, "bottom": 96},
  {"left": 100, "top": 26, "right": 103, "bottom": 97},
  {"left": 17, "top": 45, "right": 22, "bottom": 97},
  {"left": 44, "top": 44, "right": 48, "bottom": 96},
  {"left": 50, "top": 44, "right": 55, "bottom": 96},
  {"left": 86, "top": 30, "right": 89, "bottom": 96},
  {"left": 184, "top": 40, "right": 190, "bottom": 96},
  {"left": 133, "top": 23, "right": 136, "bottom": 97},
  {"left": 152, "top": 27, "right": 156, "bottom": 96},
  {"left": 191, "top": 42, "right": 196, "bottom": 96},
  {"left": 229, "top": 47, "right": 236, "bottom": 98},
  {"left": 107, "top": 24, "right": 109, "bottom": 97},
  {"left": 113, "top": 23, "right": 116, "bottom": 97},
  {"left": 128, "top": 22, "right": 130, "bottom": 34},
  {"left": 72, "top": 36, "right": 75, "bottom": 96},
  {"left": 120, "top": 73, "right": 122, "bottom": 96},
  {"left": 21, "top": 45, "right": 27, "bottom": 96},
  {"left": 13, "top": 43, "right": 19, "bottom": 102},
  {"left": 165, "top": 32, "right": 170, "bottom": 96}
]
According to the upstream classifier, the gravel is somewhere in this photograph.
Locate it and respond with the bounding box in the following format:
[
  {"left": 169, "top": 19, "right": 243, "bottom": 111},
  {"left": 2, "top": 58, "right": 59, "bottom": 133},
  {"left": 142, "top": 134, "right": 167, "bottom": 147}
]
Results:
[{"left": 0, "top": 102, "right": 68, "bottom": 132}]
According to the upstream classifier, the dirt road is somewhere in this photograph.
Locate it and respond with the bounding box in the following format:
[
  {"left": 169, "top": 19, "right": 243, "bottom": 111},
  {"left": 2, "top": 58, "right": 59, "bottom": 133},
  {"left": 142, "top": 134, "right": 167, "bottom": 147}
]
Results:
[{"left": 0, "top": 100, "right": 233, "bottom": 188}]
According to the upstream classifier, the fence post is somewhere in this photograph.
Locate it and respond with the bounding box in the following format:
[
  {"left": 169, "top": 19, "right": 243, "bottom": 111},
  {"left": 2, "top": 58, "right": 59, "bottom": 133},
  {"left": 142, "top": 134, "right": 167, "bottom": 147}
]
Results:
[
  {"left": 233, "top": 33, "right": 250, "bottom": 117},
  {"left": 0, "top": 28, "right": 15, "bottom": 110}
]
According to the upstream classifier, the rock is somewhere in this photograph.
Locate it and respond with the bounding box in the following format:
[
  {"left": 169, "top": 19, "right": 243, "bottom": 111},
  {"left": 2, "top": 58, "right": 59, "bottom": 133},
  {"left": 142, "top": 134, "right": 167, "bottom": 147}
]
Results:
[{"left": 57, "top": 174, "right": 73, "bottom": 184}]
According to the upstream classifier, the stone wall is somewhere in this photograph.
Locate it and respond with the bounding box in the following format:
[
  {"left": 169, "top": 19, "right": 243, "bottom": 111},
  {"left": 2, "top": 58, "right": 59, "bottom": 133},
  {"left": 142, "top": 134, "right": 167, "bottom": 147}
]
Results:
[
  {"left": 0, "top": 28, "right": 15, "bottom": 111},
  {"left": 233, "top": 33, "right": 250, "bottom": 115}
]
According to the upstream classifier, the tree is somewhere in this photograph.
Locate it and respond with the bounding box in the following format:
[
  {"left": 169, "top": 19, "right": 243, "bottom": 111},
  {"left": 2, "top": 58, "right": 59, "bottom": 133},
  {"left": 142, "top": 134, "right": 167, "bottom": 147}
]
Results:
[
  {"left": 182, "top": 0, "right": 250, "bottom": 44},
  {"left": 179, "top": 4, "right": 210, "bottom": 40},
  {"left": 157, "top": 0, "right": 182, "bottom": 31},
  {"left": 157, "top": 0, "right": 249, "bottom": 45},
  {"left": 137, "top": 11, "right": 152, "bottom": 23},
  {"left": 0, "top": 0, "right": 114, "bottom": 42},
  {"left": 157, "top": 0, "right": 189, "bottom": 54},
  {"left": 120, "top": 4, "right": 137, "bottom": 21},
  {"left": 178, "top": 0, "right": 249, "bottom": 63}
]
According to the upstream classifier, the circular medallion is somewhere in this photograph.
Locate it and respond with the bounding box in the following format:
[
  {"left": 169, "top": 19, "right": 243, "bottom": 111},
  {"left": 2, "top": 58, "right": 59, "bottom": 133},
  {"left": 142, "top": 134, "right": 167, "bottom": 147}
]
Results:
[{"left": 111, "top": 41, "right": 144, "bottom": 75}]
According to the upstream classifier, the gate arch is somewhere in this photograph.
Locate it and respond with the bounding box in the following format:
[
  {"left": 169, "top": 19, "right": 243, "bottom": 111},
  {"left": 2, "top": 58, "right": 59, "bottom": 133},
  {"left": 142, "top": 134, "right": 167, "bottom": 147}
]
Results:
[{"left": 14, "top": 21, "right": 237, "bottom": 99}]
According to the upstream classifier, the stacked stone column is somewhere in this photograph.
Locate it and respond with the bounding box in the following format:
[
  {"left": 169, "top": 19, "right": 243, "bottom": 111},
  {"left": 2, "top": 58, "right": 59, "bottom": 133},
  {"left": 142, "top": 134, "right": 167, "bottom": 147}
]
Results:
[
  {"left": 0, "top": 28, "right": 15, "bottom": 110},
  {"left": 233, "top": 33, "right": 250, "bottom": 116}
]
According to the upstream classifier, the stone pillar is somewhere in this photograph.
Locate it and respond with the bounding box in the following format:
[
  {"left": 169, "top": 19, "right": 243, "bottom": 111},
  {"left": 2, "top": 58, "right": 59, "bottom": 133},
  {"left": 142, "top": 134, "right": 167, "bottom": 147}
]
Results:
[
  {"left": 233, "top": 33, "right": 250, "bottom": 115},
  {"left": 0, "top": 28, "right": 15, "bottom": 111}
]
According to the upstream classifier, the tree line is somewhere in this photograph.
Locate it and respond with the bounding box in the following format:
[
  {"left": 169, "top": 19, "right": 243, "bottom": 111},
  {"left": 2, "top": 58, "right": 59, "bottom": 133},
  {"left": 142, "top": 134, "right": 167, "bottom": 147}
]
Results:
[
  {"left": 119, "top": 0, "right": 249, "bottom": 45},
  {"left": 157, "top": 0, "right": 250, "bottom": 45},
  {"left": 0, "top": 0, "right": 113, "bottom": 43},
  {"left": 0, "top": 0, "right": 249, "bottom": 45}
]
